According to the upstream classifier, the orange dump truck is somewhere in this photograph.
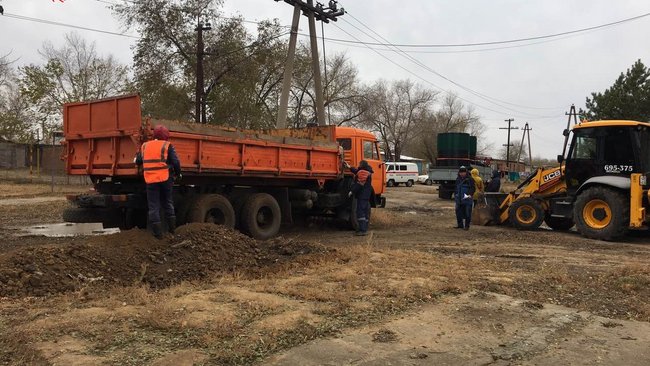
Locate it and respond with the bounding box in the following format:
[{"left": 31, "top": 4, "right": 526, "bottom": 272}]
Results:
[{"left": 62, "top": 94, "right": 386, "bottom": 239}]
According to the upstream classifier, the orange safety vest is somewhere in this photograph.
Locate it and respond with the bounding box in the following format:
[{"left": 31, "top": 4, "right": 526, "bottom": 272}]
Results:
[{"left": 141, "top": 140, "right": 170, "bottom": 184}]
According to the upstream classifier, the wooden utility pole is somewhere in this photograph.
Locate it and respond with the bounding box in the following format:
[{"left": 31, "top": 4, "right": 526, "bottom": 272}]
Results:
[
  {"left": 273, "top": 0, "right": 344, "bottom": 128},
  {"left": 500, "top": 118, "right": 518, "bottom": 171},
  {"left": 195, "top": 20, "right": 212, "bottom": 124}
]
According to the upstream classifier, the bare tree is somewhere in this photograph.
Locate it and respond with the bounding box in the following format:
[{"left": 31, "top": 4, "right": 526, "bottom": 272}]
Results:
[
  {"left": 411, "top": 93, "right": 486, "bottom": 163},
  {"left": 0, "top": 53, "right": 33, "bottom": 142},
  {"left": 19, "top": 32, "right": 131, "bottom": 134},
  {"left": 289, "top": 49, "right": 367, "bottom": 127},
  {"left": 361, "top": 79, "right": 438, "bottom": 161}
]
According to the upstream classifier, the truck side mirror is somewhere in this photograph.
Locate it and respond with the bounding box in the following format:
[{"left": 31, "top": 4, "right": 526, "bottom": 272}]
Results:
[
  {"left": 557, "top": 155, "right": 564, "bottom": 164},
  {"left": 562, "top": 129, "right": 569, "bottom": 137}
]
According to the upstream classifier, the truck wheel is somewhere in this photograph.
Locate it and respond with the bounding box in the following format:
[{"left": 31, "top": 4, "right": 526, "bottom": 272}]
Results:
[
  {"left": 544, "top": 215, "right": 574, "bottom": 231},
  {"left": 425, "top": 179, "right": 433, "bottom": 186},
  {"left": 387, "top": 180, "right": 395, "bottom": 187},
  {"left": 406, "top": 180, "right": 414, "bottom": 187},
  {"left": 188, "top": 194, "right": 236, "bottom": 228},
  {"left": 62, "top": 207, "right": 123, "bottom": 228},
  {"left": 508, "top": 198, "right": 544, "bottom": 230},
  {"left": 438, "top": 190, "right": 453, "bottom": 200},
  {"left": 574, "top": 187, "right": 628, "bottom": 241},
  {"left": 241, "top": 193, "right": 281, "bottom": 240}
]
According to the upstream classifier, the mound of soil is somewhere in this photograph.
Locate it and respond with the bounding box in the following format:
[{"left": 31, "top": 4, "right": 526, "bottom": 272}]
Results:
[{"left": 0, "top": 223, "right": 328, "bottom": 297}]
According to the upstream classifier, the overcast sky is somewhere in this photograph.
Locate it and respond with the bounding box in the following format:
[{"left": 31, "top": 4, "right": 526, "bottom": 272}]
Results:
[{"left": 1, "top": 0, "right": 649, "bottom": 159}]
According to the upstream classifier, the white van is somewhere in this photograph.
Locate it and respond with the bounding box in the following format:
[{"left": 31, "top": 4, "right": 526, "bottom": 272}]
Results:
[{"left": 385, "top": 162, "right": 419, "bottom": 187}]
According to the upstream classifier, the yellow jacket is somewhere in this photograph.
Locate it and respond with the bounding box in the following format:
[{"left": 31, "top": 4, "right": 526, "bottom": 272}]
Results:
[{"left": 471, "top": 168, "right": 484, "bottom": 199}]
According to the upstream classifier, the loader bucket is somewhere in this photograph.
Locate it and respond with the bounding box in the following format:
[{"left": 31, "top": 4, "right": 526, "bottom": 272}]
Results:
[{"left": 475, "top": 193, "right": 509, "bottom": 225}]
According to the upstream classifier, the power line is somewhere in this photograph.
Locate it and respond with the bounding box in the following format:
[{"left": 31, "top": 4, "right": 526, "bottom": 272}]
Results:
[
  {"left": 340, "top": 15, "right": 559, "bottom": 115},
  {"left": 330, "top": 23, "right": 530, "bottom": 119},
  {"left": 338, "top": 13, "right": 565, "bottom": 117},
  {"left": 335, "top": 11, "right": 650, "bottom": 48},
  {"left": 2, "top": 13, "right": 140, "bottom": 39}
]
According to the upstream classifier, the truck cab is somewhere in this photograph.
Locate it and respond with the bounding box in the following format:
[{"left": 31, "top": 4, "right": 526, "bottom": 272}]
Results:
[{"left": 334, "top": 126, "right": 386, "bottom": 202}]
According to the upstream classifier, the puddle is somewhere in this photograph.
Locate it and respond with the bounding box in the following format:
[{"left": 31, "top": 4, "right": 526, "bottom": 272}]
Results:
[{"left": 17, "top": 223, "right": 120, "bottom": 237}]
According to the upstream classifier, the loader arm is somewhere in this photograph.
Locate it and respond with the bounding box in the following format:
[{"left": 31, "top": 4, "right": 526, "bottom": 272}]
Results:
[{"left": 493, "top": 166, "right": 567, "bottom": 225}]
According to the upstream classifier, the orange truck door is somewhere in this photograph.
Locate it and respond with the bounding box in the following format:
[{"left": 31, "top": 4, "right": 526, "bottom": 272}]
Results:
[{"left": 361, "top": 139, "right": 385, "bottom": 195}]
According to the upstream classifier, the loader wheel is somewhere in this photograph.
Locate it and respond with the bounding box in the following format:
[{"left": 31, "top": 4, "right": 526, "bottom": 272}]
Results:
[
  {"left": 508, "top": 198, "right": 544, "bottom": 230},
  {"left": 574, "top": 187, "right": 628, "bottom": 241},
  {"left": 544, "top": 216, "right": 574, "bottom": 231},
  {"left": 241, "top": 193, "right": 281, "bottom": 240},
  {"left": 188, "top": 194, "right": 236, "bottom": 229}
]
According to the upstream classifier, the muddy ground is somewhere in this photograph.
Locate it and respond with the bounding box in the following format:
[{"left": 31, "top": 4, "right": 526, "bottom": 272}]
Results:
[{"left": 0, "top": 182, "right": 649, "bottom": 365}]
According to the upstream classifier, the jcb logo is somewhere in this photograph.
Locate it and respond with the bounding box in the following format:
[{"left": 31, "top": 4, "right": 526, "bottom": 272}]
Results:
[{"left": 543, "top": 170, "right": 561, "bottom": 183}]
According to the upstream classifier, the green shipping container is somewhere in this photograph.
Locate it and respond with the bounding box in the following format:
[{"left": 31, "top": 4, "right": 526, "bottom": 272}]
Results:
[
  {"left": 437, "top": 132, "right": 471, "bottom": 158},
  {"left": 469, "top": 136, "right": 477, "bottom": 159}
]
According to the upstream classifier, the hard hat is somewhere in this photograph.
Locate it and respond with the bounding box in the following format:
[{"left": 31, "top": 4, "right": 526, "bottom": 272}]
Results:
[{"left": 153, "top": 125, "right": 170, "bottom": 140}]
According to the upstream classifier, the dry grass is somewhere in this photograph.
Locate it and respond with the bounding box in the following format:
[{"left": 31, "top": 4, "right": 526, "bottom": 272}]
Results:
[
  {"left": 370, "top": 209, "right": 414, "bottom": 228},
  {"left": 0, "top": 181, "right": 87, "bottom": 199},
  {"left": 2, "top": 235, "right": 649, "bottom": 365}
]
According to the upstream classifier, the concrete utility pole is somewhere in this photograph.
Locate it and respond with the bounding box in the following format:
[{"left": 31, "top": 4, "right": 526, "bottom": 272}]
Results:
[
  {"left": 516, "top": 123, "right": 532, "bottom": 167},
  {"left": 273, "top": 0, "right": 344, "bottom": 128},
  {"left": 307, "top": 0, "right": 326, "bottom": 126},
  {"left": 276, "top": 5, "right": 301, "bottom": 129},
  {"left": 561, "top": 104, "right": 579, "bottom": 159},
  {"left": 500, "top": 118, "right": 518, "bottom": 171},
  {"left": 195, "top": 20, "right": 212, "bottom": 124}
]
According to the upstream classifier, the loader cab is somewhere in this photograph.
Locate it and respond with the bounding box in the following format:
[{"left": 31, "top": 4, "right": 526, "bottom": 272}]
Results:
[{"left": 564, "top": 121, "right": 649, "bottom": 193}]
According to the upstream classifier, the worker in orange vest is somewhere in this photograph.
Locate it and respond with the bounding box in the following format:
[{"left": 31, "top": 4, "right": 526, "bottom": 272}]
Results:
[{"left": 135, "top": 125, "right": 181, "bottom": 239}]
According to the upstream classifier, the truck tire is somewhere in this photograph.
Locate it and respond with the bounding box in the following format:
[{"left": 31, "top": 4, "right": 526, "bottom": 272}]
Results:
[
  {"left": 387, "top": 179, "right": 395, "bottom": 187},
  {"left": 188, "top": 194, "right": 236, "bottom": 229},
  {"left": 425, "top": 179, "right": 433, "bottom": 186},
  {"left": 508, "top": 197, "right": 544, "bottom": 230},
  {"left": 62, "top": 207, "right": 123, "bottom": 228},
  {"left": 574, "top": 187, "right": 628, "bottom": 241},
  {"left": 544, "top": 215, "right": 574, "bottom": 231},
  {"left": 406, "top": 180, "right": 414, "bottom": 187},
  {"left": 438, "top": 189, "right": 453, "bottom": 200},
  {"left": 240, "top": 193, "right": 281, "bottom": 240}
]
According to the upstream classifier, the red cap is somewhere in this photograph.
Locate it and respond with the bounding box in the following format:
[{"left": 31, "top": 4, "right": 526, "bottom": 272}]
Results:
[{"left": 153, "top": 125, "right": 170, "bottom": 140}]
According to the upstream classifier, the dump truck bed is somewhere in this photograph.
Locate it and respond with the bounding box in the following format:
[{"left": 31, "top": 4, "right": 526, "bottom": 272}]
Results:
[{"left": 63, "top": 94, "right": 342, "bottom": 180}]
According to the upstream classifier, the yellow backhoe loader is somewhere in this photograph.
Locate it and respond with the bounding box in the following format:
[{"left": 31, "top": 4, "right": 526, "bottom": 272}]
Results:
[{"left": 484, "top": 120, "right": 649, "bottom": 241}]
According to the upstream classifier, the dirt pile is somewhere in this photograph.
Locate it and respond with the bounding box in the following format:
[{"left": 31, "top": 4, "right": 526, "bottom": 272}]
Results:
[{"left": 0, "top": 223, "right": 328, "bottom": 297}]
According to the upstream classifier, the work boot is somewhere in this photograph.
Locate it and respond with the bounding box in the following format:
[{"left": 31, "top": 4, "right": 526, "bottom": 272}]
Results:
[
  {"left": 152, "top": 222, "right": 163, "bottom": 239},
  {"left": 167, "top": 216, "right": 177, "bottom": 235}
]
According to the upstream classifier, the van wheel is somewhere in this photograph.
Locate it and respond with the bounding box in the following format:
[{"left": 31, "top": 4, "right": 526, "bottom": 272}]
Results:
[
  {"left": 574, "top": 187, "right": 628, "bottom": 241},
  {"left": 241, "top": 193, "right": 281, "bottom": 240},
  {"left": 387, "top": 179, "right": 395, "bottom": 187},
  {"left": 188, "top": 194, "right": 236, "bottom": 228},
  {"left": 406, "top": 180, "right": 414, "bottom": 187}
]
